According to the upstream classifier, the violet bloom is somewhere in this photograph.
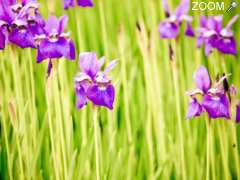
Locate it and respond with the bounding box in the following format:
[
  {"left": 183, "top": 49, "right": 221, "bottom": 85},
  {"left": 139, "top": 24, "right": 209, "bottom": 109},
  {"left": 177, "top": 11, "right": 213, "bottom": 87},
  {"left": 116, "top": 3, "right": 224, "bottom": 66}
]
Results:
[
  {"left": 0, "top": 0, "right": 44, "bottom": 49},
  {"left": 74, "top": 52, "right": 117, "bottom": 110},
  {"left": 186, "top": 66, "right": 230, "bottom": 119},
  {"left": 158, "top": 0, "right": 194, "bottom": 39},
  {"left": 197, "top": 15, "right": 238, "bottom": 56},
  {"left": 35, "top": 15, "right": 75, "bottom": 75},
  {"left": 63, "top": 0, "right": 93, "bottom": 9}
]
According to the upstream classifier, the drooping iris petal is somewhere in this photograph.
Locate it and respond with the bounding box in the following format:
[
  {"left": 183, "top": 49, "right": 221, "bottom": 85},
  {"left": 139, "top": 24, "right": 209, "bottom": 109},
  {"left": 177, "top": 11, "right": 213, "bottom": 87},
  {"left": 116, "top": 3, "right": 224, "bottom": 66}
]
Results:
[
  {"left": 194, "top": 66, "right": 211, "bottom": 93},
  {"left": 0, "top": 29, "right": 5, "bottom": 49},
  {"left": 202, "top": 94, "right": 230, "bottom": 119},
  {"left": 87, "top": 84, "right": 115, "bottom": 109},
  {"left": 236, "top": 104, "right": 240, "bottom": 123},
  {"left": 37, "top": 37, "right": 74, "bottom": 63},
  {"left": 185, "top": 22, "right": 194, "bottom": 37},
  {"left": 8, "top": 28, "right": 36, "bottom": 48},
  {"left": 77, "top": 0, "right": 94, "bottom": 7},
  {"left": 213, "top": 37, "right": 237, "bottom": 55},
  {"left": 79, "top": 52, "right": 104, "bottom": 78},
  {"left": 63, "top": 0, "right": 74, "bottom": 9},
  {"left": 75, "top": 84, "right": 88, "bottom": 109},
  {"left": 158, "top": 21, "right": 179, "bottom": 38},
  {"left": 186, "top": 98, "right": 203, "bottom": 119}
]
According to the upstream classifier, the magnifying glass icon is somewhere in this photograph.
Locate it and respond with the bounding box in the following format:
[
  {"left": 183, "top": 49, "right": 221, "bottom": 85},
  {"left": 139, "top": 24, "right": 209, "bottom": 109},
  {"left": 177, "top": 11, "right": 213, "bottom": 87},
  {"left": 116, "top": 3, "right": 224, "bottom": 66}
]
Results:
[{"left": 226, "top": 1, "right": 238, "bottom": 12}]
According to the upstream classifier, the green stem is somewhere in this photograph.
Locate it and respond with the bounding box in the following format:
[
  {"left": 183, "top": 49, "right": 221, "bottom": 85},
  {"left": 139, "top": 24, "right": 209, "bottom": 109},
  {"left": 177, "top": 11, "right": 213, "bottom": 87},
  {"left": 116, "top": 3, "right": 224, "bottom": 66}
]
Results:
[
  {"left": 206, "top": 118, "right": 211, "bottom": 180},
  {"left": 93, "top": 107, "right": 100, "bottom": 180}
]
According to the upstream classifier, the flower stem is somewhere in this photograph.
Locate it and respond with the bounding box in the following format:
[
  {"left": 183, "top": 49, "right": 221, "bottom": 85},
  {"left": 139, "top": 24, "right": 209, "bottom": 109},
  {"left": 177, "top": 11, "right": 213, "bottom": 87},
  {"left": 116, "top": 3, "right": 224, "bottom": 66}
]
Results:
[
  {"left": 206, "top": 118, "right": 211, "bottom": 180},
  {"left": 93, "top": 106, "right": 100, "bottom": 180}
]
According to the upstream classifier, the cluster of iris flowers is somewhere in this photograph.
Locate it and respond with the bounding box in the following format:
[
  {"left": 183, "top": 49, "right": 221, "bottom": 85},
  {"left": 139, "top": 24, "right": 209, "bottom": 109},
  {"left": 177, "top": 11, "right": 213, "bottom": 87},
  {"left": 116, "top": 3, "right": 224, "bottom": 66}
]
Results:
[
  {"left": 159, "top": 0, "right": 238, "bottom": 57},
  {"left": 0, "top": 0, "right": 116, "bottom": 110},
  {"left": 158, "top": 0, "right": 239, "bottom": 122}
]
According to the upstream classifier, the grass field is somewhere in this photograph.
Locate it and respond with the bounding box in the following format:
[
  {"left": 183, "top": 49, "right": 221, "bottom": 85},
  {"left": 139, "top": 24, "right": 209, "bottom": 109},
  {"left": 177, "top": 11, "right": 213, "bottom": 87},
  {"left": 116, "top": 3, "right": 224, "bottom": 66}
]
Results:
[{"left": 0, "top": 0, "right": 240, "bottom": 179}]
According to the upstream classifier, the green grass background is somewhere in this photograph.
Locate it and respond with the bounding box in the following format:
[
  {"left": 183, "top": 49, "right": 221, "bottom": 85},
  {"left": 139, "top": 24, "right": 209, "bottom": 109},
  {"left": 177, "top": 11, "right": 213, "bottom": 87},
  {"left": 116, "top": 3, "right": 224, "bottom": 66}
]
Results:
[{"left": 0, "top": 0, "right": 240, "bottom": 179}]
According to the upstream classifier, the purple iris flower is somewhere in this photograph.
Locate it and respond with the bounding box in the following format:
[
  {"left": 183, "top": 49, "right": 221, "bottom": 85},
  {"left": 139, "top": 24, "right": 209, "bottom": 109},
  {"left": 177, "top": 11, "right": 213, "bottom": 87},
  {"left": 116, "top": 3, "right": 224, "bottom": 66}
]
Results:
[
  {"left": 35, "top": 15, "right": 76, "bottom": 76},
  {"left": 63, "top": 0, "right": 93, "bottom": 9},
  {"left": 197, "top": 15, "right": 238, "bottom": 56},
  {"left": 186, "top": 66, "right": 230, "bottom": 119},
  {"left": 74, "top": 52, "right": 117, "bottom": 110},
  {"left": 0, "top": 0, "right": 44, "bottom": 49},
  {"left": 158, "top": 0, "right": 194, "bottom": 39}
]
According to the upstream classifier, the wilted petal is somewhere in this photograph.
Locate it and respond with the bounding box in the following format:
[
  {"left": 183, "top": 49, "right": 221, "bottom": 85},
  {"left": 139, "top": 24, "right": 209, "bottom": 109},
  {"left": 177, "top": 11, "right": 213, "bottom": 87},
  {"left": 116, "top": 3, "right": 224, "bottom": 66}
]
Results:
[
  {"left": 194, "top": 66, "right": 211, "bottom": 93},
  {"left": 87, "top": 84, "right": 115, "bottom": 109},
  {"left": 236, "top": 104, "right": 240, "bottom": 123},
  {"left": 63, "top": 0, "right": 74, "bottom": 9},
  {"left": 185, "top": 22, "right": 194, "bottom": 37},
  {"left": 75, "top": 84, "right": 88, "bottom": 109},
  {"left": 79, "top": 52, "right": 104, "bottom": 78},
  {"left": 8, "top": 28, "right": 36, "bottom": 48},
  {"left": 37, "top": 37, "right": 74, "bottom": 62},
  {"left": 202, "top": 94, "right": 230, "bottom": 119},
  {"left": 186, "top": 98, "right": 203, "bottom": 119},
  {"left": 159, "top": 21, "right": 179, "bottom": 39},
  {"left": 77, "top": 0, "right": 94, "bottom": 7}
]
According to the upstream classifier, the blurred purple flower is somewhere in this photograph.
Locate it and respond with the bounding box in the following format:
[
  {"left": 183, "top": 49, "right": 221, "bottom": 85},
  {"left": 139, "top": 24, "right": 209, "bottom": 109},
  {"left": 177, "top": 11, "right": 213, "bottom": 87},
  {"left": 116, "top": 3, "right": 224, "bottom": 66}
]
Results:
[
  {"left": 63, "top": 0, "right": 93, "bottom": 9},
  {"left": 35, "top": 15, "right": 76, "bottom": 76},
  {"left": 197, "top": 15, "right": 238, "bottom": 56},
  {"left": 158, "top": 0, "right": 194, "bottom": 39},
  {"left": 186, "top": 66, "right": 230, "bottom": 119},
  {"left": 0, "top": 0, "right": 44, "bottom": 49},
  {"left": 74, "top": 52, "right": 117, "bottom": 110}
]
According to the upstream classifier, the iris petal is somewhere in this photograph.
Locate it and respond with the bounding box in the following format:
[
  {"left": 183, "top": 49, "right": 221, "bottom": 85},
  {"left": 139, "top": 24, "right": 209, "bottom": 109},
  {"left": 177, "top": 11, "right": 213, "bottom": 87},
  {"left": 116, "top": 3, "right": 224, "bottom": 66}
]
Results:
[
  {"left": 158, "top": 21, "right": 179, "bottom": 39},
  {"left": 202, "top": 94, "right": 230, "bottom": 119},
  {"left": 37, "top": 37, "right": 73, "bottom": 62},
  {"left": 77, "top": 0, "right": 94, "bottom": 7},
  {"left": 186, "top": 98, "right": 203, "bottom": 119},
  {"left": 79, "top": 52, "right": 104, "bottom": 78},
  {"left": 194, "top": 66, "right": 211, "bottom": 93},
  {"left": 8, "top": 28, "right": 36, "bottom": 48},
  {"left": 87, "top": 84, "right": 115, "bottom": 110},
  {"left": 75, "top": 84, "right": 88, "bottom": 109}
]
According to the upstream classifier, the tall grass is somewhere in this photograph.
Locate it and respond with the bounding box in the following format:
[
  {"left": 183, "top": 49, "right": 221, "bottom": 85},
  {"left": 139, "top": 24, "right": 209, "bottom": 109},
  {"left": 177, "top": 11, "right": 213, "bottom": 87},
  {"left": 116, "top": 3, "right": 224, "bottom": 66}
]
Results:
[{"left": 0, "top": 0, "right": 240, "bottom": 179}]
